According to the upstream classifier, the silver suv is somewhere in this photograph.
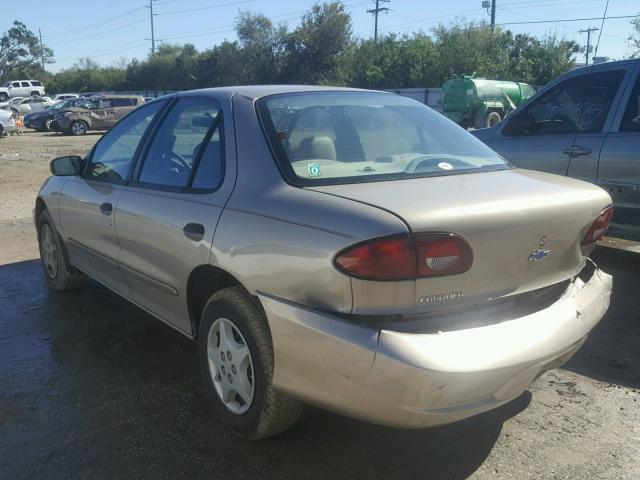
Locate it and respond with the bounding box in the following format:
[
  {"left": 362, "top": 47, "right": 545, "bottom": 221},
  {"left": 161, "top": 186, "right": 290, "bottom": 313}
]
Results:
[
  {"left": 473, "top": 58, "right": 640, "bottom": 240},
  {"left": 0, "top": 80, "right": 46, "bottom": 100},
  {"left": 36, "top": 87, "right": 612, "bottom": 439}
]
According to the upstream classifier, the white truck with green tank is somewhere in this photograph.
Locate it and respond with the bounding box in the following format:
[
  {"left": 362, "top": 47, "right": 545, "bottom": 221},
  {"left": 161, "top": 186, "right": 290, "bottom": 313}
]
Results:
[{"left": 442, "top": 74, "right": 536, "bottom": 129}]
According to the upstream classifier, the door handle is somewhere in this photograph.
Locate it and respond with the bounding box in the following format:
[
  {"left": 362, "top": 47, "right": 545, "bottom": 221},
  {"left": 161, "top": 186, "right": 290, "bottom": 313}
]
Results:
[
  {"left": 562, "top": 146, "right": 592, "bottom": 158},
  {"left": 99, "top": 202, "right": 113, "bottom": 215},
  {"left": 183, "top": 223, "right": 205, "bottom": 241}
]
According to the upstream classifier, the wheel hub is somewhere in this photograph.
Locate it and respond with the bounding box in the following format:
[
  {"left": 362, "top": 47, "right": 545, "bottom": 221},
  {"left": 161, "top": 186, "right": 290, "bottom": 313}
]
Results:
[
  {"left": 40, "top": 224, "right": 58, "bottom": 278},
  {"left": 207, "top": 317, "right": 255, "bottom": 414}
]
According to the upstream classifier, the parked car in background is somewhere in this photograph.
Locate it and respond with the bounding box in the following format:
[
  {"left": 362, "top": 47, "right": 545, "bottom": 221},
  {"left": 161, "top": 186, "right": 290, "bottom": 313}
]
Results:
[
  {"left": 0, "top": 96, "right": 24, "bottom": 109},
  {"left": 0, "top": 80, "right": 46, "bottom": 101},
  {"left": 52, "top": 93, "right": 79, "bottom": 102},
  {"left": 0, "top": 108, "right": 16, "bottom": 136},
  {"left": 473, "top": 58, "right": 640, "bottom": 239},
  {"left": 2, "top": 96, "right": 55, "bottom": 115},
  {"left": 55, "top": 94, "right": 144, "bottom": 135},
  {"left": 24, "top": 97, "right": 96, "bottom": 131},
  {"left": 36, "top": 86, "right": 612, "bottom": 440}
]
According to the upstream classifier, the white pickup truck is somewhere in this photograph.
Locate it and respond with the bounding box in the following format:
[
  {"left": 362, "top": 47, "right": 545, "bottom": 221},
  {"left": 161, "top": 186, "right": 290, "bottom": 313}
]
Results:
[{"left": 0, "top": 80, "right": 46, "bottom": 101}]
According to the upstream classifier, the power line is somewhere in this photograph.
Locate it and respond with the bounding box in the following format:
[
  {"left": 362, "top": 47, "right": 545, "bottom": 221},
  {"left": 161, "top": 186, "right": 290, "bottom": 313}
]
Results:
[
  {"left": 497, "top": 14, "right": 639, "bottom": 26},
  {"left": 594, "top": 0, "right": 610, "bottom": 58},
  {"left": 367, "top": 0, "right": 390, "bottom": 42},
  {"left": 42, "top": 6, "right": 146, "bottom": 39},
  {"left": 156, "top": 0, "right": 255, "bottom": 16}
]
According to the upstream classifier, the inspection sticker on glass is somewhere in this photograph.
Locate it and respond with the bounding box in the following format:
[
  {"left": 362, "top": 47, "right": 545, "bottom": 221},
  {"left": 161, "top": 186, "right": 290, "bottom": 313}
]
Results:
[{"left": 307, "top": 163, "right": 321, "bottom": 177}]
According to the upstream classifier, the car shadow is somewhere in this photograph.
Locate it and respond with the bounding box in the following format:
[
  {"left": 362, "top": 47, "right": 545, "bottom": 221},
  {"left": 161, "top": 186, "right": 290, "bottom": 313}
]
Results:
[
  {"left": 561, "top": 247, "right": 640, "bottom": 389},
  {"left": 0, "top": 259, "right": 529, "bottom": 479}
]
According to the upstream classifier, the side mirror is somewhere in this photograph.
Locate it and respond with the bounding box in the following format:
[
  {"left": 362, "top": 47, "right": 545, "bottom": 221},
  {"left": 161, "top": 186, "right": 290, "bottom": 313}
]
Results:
[
  {"left": 504, "top": 112, "right": 535, "bottom": 136},
  {"left": 50, "top": 155, "right": 84, "bottom": 176}
]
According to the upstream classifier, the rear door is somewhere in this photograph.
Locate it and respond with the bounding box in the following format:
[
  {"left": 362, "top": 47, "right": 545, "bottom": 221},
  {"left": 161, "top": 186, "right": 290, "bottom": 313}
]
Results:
[
  {"left": 115, "top": 95, "right": 235, "bottom": 335},
  {"left": 58, "top": 100, "right": 166, "bottom": 296},
  {"left": 489, "top": 69, "right": 628, "bottom": 181},
  {"left": 598, "top": 64, "right": 640, "bottom": 230},
  {"left": 90, "top": 98, "right": 117, "bottom": 129}
]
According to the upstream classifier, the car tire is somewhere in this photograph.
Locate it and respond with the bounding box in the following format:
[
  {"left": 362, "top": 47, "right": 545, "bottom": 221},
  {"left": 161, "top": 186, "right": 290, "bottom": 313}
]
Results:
[
  {"left": 44, "top": 118, "right": 53, "bottom": 131},
  {"left": 31, "top": 91, "right": 40, "bottom": 97},
  {"left": 198, "top": 287, "right": 303, "bottom": 440},
  {"left": 486, "top": 111, "right": 502, "bottom": 128},
  {"left": 69, "top": 120, "right": 88, "bottom": 135},
  {"left": 37, "top": 209, "right": 86, "bottom": 291},
  {"left": 0, "top": 93, "right": 7, "bottom": 101}
]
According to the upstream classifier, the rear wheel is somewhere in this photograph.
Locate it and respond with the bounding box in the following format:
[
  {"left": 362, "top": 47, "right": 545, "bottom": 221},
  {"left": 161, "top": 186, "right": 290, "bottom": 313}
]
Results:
[
  {"left": 37, "top": 210, "right": 86, "bottom": 291},
  {"left": 198, "top": 287, "right": 303, "bottom": 440},
  {"left": 69, "top": 120, "right": 88, "bottom": 135},
  {"left": 0, "top": 92, "right": 7, "bottom": 101},
  {"left": 486, "top": 111, "right": 502, "bottom": 127}
]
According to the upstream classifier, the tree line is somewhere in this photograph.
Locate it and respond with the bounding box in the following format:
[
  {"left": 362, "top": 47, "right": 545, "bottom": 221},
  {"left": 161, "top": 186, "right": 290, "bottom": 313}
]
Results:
[{"left": 1, "top": 2, "right": 592, "bottom": 94}]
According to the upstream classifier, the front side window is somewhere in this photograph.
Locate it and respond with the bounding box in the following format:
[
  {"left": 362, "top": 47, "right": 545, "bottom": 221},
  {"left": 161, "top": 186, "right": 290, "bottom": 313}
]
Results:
[
  {"left": 11, "top": 82, "right": 20, "bottom": 88},
  {"left": 138, "top": 97, "right": 222, "bottom": 189},
  {"left": 86, "top": 100, "right": 166, "bottom": 182},
  {"left": 505, "top": 70, "right": 625, "bottom": 136},
  {"left": 258, "top": 92, "right": 507, "bottom": 185}
]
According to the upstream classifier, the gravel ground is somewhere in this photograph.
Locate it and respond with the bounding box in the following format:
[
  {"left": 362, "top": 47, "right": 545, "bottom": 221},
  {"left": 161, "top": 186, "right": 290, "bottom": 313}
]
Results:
[{"left": 0, "top": 131, "right": 638, "bottom": 479}]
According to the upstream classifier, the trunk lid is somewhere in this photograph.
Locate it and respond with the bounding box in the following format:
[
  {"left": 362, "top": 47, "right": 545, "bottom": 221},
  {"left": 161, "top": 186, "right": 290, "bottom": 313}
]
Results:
[{"left": 309, "top": 169, "right": 611, "bottom": 310}]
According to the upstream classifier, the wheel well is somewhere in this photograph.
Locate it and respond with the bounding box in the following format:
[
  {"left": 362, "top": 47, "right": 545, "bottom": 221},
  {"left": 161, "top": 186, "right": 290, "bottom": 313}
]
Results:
[
  {"left": 187, "top": 265, "right": 242, "bottom": 338},
  {"left": 35, "top": 197, "right": 47, "bottom": 225}
]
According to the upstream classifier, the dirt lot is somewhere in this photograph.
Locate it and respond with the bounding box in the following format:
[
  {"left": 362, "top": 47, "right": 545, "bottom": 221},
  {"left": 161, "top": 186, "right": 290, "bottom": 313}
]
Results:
[
  {"left": 0, "top": 131, "right": 639, "bottom": 479},
  {"left": 0, "top": 131, "right": 99, "bottom": 227}
]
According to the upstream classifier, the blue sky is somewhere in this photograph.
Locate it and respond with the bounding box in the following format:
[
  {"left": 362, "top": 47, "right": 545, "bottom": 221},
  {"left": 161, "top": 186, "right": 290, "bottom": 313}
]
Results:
[{"left": 4, "top": 0, "right": 639, "bottom": 72}]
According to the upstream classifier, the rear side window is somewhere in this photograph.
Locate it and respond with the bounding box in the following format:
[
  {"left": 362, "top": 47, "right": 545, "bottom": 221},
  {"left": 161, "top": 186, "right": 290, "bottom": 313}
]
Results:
[
  {"left": 113, "top": 98, "right": 134, "bottom": 107},
  {"left": 505, "top": 70, "right": 625, "bottom": 136},
  {"left": 138, "top": 97, "right": 223, "bottom": 190},
  {"left": 21, "top": 82, "right": 30, "bottom": 87},
  {"left": 86, "top": 100, "right": 165, "bottom": 182},
  {"left": 620, "top": 75, "right": 640, "bottom": 132},
  {"left": 258, "top": 91, "right": 506, "bottom": 185}
]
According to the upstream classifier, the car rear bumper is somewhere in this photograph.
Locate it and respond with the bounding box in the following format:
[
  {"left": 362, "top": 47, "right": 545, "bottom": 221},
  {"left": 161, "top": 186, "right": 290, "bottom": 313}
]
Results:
[{"left": 259, "top": 262, "right": 612, "bottom": 428}]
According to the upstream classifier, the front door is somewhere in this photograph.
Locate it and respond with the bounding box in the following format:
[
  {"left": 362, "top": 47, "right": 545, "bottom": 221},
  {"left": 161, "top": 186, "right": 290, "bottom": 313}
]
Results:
[
  {"left": 489, "top": 69, "right": 628, "bottom": 180},
  {"left": 598, "top": 68, "right": 640, "bottom": 231},
  {"left": 115, "top": 96, "right": 233, "bottom": 335},
  {"left": 58, "top": 100, "right": 167, "bottom": 296}
]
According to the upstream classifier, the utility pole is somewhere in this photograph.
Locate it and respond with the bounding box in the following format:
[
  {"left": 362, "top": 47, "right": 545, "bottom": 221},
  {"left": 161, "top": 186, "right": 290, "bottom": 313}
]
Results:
[
  {"left": 38, "top": 28, "right": 45, "bottom": 71},
  {"left": 579, "top": 27, "right": 599, "bottom": 66},
  {"left": 482, "top": 1, "right": 497, "bottom": 32},
  {"left": 490, "top": 0, "right": 496, "bottom": 32},
  {"left": 147, "top": 0, "right": 156, "bottom": 55},
  {"left": 367, "top": 0, "right": 390, "bottom": 43}
]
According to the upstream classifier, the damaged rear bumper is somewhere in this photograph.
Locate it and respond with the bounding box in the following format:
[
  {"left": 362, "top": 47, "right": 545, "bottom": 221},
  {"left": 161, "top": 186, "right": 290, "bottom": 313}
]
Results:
[{"left": 259, "top": 263, "right": 612, "bottom": 428}]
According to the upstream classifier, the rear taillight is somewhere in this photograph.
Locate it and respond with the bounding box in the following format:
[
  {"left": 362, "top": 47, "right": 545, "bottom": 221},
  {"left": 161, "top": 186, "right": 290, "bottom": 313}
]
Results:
[
  {"left": 334, "top": 233, "right": 473, "bottom": 281},
  {"left": 581, "top": 206, "right": 613, "bottom": 246}
]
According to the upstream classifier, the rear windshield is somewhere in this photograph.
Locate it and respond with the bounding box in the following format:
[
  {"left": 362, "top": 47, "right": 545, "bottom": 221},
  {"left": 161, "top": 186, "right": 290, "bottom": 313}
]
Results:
[{"left": 258, "top": 91, "right": 508, "bottom": 185}]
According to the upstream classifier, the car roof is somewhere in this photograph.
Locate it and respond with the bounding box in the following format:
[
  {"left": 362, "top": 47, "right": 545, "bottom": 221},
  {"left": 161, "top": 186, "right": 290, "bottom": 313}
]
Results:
[
  {"left": 175, "top": 85, "right": 383, "bottom": 101},
  {"left": 571, "top": 57, "right": 640, "bottom": 73}
]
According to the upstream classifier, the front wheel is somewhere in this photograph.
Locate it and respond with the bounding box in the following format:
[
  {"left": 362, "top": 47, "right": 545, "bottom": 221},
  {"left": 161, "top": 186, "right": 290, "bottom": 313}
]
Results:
[
  {"left": 37, "top": 210, "right": 86, "bottom": 291},
  {"left": 44, "top": 118, "right": 53, "bottom": 131},
  {"left": 198, "top": 287, "right": 303, "bottom": 440}
]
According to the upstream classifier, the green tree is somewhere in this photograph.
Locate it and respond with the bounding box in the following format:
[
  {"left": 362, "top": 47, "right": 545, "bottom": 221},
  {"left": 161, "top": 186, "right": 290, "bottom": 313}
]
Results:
[
  {"left": 282, "top": 1, "right": 352, "bottom": 84},
  {"left": 0, "top": 21, "right": 54, "bottom": 81},
  {"left": 629, "top": 14, "right": 640, "bottom": 58}
]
